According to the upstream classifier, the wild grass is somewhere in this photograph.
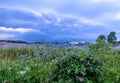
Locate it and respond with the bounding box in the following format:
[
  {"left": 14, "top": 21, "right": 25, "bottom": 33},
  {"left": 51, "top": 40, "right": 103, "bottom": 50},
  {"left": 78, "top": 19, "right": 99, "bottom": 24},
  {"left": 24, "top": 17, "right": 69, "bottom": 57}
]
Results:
[
  {"left": 0, "top": 43, "right": 120, "bottom": 82},
  {"left": 0, "top": 47, "right": 34, "bottom": 59}
]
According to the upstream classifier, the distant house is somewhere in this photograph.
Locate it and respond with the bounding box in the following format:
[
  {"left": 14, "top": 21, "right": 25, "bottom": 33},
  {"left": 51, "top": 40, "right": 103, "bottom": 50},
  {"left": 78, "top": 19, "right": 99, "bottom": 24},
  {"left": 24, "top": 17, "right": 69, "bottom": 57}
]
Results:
[
  {"left": 69, "top": 42, "right": 79, "bottom": 45},
  {"left": 80, "top": 42, "right": 86, "bottom": 44},
  {"left": 69, "top": 42, "right": 86, "bottom": 45}
]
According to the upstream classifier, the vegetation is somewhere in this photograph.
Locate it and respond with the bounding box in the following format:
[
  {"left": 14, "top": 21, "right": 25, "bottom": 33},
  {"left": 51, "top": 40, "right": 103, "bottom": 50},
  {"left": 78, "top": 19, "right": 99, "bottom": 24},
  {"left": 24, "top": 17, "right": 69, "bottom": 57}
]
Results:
[
  {"left": 96, "top": 35, "right": 106, "bottom": 42},
  {"left": 89, "top": 40, "right": 112, "bottom": 56},
  {"left": 0, "top": 40, "right": 28, "bottom": 44},
  {"left": 89, "top": 40, "right": 120, "bottom": 83},
  {"left": 97, "top": 31, "right": 119, "bottom": 46},
  {"left": 0, "top": 43, "right": 120, "bottom": 83},
  {"left": 107, "top": 32, "right": 117, "bottom": 44},
  {"left": 51, "top": 55, "right": 105, "bottom": 83}
]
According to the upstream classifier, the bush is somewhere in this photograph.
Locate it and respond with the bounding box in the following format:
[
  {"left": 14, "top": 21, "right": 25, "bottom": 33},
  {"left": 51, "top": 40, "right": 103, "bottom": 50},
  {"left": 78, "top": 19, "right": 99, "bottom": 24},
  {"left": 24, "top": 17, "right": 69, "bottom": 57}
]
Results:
[
  {"left": 51, "top": 54, "right": 105, "bottom": 83},
  {"left": 89, "top": 40, "right": 112, "bottom": 56}
]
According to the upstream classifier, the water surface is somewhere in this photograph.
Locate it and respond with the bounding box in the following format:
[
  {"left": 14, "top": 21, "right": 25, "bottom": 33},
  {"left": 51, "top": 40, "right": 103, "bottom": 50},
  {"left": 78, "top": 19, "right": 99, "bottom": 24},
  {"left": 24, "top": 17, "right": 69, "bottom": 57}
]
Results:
[{"left": 0, "top": 43, "right": 89, "bottom": 50}]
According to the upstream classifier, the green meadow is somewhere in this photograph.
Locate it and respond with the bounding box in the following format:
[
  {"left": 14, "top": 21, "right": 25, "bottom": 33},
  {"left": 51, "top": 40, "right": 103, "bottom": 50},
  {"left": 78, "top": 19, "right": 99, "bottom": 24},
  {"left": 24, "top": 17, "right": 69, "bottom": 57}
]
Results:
[{"left": 0, "top": 41, "right": 120, "bottom": 83}]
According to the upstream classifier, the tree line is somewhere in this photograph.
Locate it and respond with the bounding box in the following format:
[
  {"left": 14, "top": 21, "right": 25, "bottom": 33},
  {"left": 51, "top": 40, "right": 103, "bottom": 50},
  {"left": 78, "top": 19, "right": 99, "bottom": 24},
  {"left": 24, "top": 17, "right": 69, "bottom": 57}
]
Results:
[
  {"left": 96, "top": 31, "right": 118, "bottom": 44},
  {"left": 0, "top": 40, "right": 28, "bottom": 43}
]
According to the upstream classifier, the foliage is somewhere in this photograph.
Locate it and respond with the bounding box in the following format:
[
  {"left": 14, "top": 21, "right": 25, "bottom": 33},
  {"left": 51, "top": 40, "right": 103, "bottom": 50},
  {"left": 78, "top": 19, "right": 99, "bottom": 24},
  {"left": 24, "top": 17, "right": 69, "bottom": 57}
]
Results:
[
  {"left": 0, "top": 45, "right": 120, "bottom": 83},
  {"left": 107, "top": 31, "right": 117, "bottom": 43},
  {"left": 51, "top": 54, "right": 105, "bottom": 83},
  {"left": 89, "top": 40, "right": 112, "bottom": 56},
  {"left": 96, "top": 35, "right": 106, "bottom": 42},
  {"left": 0, "top": 54, "right": 54, "bottom": 83},
  {"left": 89, "top": 40, "right": 120, "bottom": 83},
  {"left": 0, "top": 47, "right": 86, "bottom": 83}
]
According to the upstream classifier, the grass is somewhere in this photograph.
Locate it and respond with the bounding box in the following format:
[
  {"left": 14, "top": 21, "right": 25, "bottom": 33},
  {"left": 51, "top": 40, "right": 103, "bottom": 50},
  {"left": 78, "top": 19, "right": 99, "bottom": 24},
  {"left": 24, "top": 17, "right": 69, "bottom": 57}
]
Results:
[
  {"left": 0, "top": 43, "right": 120, "bottom": 82},
  {"left": 0, "top": 47, "right": 34, "bottom": 59}
]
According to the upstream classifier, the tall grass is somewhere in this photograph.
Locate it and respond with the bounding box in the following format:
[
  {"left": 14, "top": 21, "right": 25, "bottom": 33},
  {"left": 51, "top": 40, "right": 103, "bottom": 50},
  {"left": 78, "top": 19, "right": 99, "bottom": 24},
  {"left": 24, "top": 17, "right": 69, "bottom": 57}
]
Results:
[
  {"left": 0, "top": 47, "right": 34, "bottom": 59},
  {"left": 0, "top": 44, "right": 120, "bottom": 82},
  {"left": 0, "top": 46, "right": 87, "bottom": 82}
]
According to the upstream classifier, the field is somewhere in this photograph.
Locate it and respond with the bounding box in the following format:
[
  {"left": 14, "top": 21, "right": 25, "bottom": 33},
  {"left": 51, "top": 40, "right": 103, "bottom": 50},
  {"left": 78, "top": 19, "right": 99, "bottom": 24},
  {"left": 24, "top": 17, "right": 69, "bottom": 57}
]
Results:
[{"left": 0, "top": 42, "right": 120, "bottom": 83}]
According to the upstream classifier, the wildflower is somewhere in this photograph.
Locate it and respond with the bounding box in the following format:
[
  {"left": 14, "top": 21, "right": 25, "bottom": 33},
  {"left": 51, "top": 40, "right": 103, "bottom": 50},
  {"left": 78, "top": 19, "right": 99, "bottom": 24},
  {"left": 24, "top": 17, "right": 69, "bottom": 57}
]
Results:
[
  {"left": 78, "top": 77, "right": 84, "bottom": 82},
  {"left": 25, "top": 67, "right": 30, "bottom": 71},
  {"left": 86, "top": 61, "right": 90, "bottom": 65},
  {"left": 17, "top": 70, "right": 26, "bottom": 75},
  {"left": 8, "top": 67, "right": 11, "bottom": 70}
]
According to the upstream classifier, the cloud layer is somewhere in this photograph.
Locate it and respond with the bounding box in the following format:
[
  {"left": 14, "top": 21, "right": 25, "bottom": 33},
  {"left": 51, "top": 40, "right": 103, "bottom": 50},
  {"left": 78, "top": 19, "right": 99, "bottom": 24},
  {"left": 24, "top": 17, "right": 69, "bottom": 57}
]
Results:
[{"left": 0, "top": 0, "right": 120, "bottom": 41}]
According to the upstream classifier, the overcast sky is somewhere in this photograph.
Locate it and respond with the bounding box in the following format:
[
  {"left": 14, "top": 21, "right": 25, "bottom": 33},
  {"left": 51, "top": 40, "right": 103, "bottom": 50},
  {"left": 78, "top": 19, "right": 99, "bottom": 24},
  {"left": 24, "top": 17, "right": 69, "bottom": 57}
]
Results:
[{"left": 0, "top": 0, "right": 120, "bottom": 42}]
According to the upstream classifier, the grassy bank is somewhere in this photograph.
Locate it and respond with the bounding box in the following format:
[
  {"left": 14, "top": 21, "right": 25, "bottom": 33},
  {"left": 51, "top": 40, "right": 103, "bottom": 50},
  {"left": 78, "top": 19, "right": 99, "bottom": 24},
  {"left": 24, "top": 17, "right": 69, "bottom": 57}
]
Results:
[{"left": 0, "top": 43, "right": 120, "bottom": 82}]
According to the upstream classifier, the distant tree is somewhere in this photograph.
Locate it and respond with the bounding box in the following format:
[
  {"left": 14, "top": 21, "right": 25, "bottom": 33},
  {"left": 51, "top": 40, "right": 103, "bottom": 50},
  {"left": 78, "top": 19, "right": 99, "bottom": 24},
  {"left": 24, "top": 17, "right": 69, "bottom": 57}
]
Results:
[
  {"left": 107, "top": 32, "right": 117, "bottom": 43},
  {"left": 96, "top": 35, "right": 106, "bottom": 42}
]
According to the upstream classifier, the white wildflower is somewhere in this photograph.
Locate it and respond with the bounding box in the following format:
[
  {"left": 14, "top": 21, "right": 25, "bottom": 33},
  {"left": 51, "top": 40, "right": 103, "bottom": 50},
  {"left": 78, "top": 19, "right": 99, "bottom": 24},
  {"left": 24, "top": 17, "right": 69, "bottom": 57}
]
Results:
[{"left": 17, "top": 70, "right": 26, "bottom": 75}]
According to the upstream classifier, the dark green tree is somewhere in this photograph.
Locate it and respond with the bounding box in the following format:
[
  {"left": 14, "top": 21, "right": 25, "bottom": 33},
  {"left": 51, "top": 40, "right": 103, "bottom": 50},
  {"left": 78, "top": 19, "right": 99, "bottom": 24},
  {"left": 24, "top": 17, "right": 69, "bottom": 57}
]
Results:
[
  {"left": 107, "top": 32, "right": 117, "bottom": 43},
  {"left": 96, "top": 35, "right": 106, "bottom": 42}
]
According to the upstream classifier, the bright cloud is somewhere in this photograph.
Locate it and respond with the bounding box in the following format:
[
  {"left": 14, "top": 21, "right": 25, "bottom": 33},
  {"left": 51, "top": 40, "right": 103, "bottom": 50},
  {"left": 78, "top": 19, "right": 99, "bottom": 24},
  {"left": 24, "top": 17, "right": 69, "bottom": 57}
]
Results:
[{"left": 0, "top": 27, "right": 40, "bottom": 34}]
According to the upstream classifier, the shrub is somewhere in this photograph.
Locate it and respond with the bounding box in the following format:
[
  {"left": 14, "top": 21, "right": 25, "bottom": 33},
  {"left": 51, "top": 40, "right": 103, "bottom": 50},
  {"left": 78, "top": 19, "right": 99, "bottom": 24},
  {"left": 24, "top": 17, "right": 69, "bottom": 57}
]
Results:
[
  {"left": 51, "top": 54, "right": 105, "bottom": 83},
  {"left": 89, "top": 40, "right": 112, "bottom": 56}
]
